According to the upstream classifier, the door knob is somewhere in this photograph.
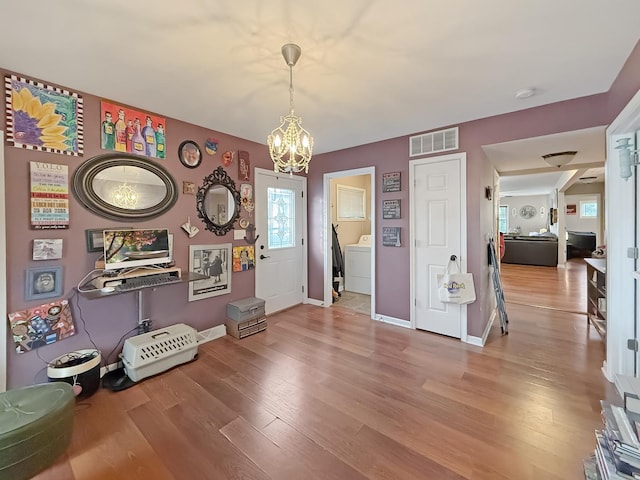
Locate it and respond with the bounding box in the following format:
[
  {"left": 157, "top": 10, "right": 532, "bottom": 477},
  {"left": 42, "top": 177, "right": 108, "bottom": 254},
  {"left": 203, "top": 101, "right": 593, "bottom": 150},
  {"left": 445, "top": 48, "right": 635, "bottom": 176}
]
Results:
[{"left": 260, "top": 254, "right": 270, "bottom": 260}]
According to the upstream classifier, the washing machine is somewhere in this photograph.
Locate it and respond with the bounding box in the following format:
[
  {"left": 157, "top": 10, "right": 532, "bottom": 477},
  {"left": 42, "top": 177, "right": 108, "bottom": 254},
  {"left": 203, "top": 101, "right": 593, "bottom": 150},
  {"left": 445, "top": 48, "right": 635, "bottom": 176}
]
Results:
[{"left": 344, "top": 235, "right": 371, "bottom": 294}]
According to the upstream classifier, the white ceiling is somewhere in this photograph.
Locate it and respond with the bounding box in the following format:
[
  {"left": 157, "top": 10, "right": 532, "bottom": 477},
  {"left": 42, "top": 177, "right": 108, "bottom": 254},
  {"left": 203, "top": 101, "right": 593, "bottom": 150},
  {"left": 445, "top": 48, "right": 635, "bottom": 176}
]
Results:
[{"left": 1, "top": 1, "right": 639, "bottom": 155}]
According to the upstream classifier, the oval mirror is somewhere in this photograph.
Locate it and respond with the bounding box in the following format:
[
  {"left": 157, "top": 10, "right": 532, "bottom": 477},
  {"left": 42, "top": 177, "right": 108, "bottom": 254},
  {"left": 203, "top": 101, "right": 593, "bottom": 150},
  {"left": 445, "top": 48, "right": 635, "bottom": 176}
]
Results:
[
  {"left": 196, "top": 166, "right": 241, "bottom": 236},
  {"left": 72, "top": 153, "right": 178, "bottom": 221}
]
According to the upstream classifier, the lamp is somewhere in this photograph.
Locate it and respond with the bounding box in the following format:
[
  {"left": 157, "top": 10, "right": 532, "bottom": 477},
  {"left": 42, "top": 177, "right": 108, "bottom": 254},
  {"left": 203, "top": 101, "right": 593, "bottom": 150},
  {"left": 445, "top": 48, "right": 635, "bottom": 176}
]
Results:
[
  {"left": 267, "top": 43, "right": 314, "bottom": 174},
  {"left": 615, "top": 137, "right": 639, "bottom": 180},
  {"left": 541, "top": 151, "right": 577, "bottom": 168}
]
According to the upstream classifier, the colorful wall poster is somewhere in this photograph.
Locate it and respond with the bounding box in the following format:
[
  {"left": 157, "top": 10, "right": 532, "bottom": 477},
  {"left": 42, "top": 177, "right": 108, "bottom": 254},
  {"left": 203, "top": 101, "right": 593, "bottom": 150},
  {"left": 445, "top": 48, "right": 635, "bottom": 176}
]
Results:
[
  {"left": 30, "top": 162, "right": 69, "bottom": 229},
  {"left": 5, "top": 74, "right": 84, "bottom": 156},
  {"left": 232, "top": 245, "right": 255, "bottom": 272},
  {"left": 100, "top": 100, "right": 166, "bottom": 158},
  {"left": 8, "top": 299, "right": 76, "bottom": 354}
]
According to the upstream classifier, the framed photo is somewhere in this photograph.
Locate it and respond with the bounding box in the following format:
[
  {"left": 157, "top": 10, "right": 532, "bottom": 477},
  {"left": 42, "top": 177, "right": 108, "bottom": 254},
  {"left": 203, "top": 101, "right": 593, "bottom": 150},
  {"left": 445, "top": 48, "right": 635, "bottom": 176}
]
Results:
[
  {"left": 189, "top": 244, "right": 231, "bottom": 301},
  {"left": 566, "top": 204, "right": 577, "bottom": 215},
  {"left": 179, "top": 140, "right": 202, "bottom": 168},
  {"left": 382, "top": 227, "right": 401, "bottom": 247},
  {"left": 25, "top": 266, "right": 63, "bottom": 301},
  {"left": 85, "top": 229, "right": 105, "bottom": 252},
  {"left": 382, "top": 172, "right": 401, "bottom": 192},
  {"left": 33, "top": 239, "right": 63, "bottom": 260},
  {"left": 382, "top": 199, "right": 401, "bottom": 219},
  {"left": 183, "top": 181, "right": 196, "bottom": 195}
]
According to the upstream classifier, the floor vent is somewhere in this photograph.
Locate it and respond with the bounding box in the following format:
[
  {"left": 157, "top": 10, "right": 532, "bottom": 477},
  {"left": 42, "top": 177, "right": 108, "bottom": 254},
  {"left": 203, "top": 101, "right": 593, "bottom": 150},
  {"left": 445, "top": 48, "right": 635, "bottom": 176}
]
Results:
[{"left": 409, "top": 127, "right": 459, "bottom": 157}]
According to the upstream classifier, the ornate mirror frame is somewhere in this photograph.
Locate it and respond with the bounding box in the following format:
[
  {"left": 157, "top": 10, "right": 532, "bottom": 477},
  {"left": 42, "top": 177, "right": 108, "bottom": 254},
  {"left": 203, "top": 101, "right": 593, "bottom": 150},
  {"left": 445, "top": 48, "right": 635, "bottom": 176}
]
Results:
[
  {"left": 72, "top": 153, "right": 178, "bottom": 221},
  {"left": 196, "top": 166, "right": 241, "bottom": 236}
]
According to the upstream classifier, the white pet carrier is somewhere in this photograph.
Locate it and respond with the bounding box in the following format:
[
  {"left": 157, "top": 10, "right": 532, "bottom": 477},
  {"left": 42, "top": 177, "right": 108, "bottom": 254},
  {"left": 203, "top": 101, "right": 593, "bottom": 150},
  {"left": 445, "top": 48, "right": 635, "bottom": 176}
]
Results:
[{"left": 121, "top": 323, "right": 198, "bottom": 382}]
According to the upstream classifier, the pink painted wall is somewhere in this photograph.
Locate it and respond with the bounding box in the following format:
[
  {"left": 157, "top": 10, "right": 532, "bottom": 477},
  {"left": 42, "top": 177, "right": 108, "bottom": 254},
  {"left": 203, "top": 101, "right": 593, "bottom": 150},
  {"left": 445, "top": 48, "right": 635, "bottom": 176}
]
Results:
[
  {"left": 2, "top": 68, "right": 273, "bottom": 388},
  {"left": 308, "top": 39, "right": 640, "bottom": 338}
]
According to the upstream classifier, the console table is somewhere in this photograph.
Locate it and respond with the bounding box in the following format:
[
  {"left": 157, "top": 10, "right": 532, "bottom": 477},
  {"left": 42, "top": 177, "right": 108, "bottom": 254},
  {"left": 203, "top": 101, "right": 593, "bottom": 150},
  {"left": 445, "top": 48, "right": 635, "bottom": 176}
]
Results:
[{"left": 585, "top": 258, "right": 606, "bottom": 339}]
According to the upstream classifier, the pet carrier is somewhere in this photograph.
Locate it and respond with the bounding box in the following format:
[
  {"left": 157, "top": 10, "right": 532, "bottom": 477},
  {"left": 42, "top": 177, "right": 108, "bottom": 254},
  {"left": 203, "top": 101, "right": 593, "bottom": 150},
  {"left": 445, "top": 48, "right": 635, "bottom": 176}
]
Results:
[{"left": 121, "top": 323, "right": 198, "bottom": 382}]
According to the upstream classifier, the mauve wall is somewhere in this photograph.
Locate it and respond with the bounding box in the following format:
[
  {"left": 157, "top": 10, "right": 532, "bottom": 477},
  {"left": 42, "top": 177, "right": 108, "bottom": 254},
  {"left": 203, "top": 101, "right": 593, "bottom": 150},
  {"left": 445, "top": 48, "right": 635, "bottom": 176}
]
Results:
[
  {"left": 2, "top": 68, "right": 273, "bottom": 388},
  {"left": 308, "top": 39, "right": 640, "bottom": 337}
]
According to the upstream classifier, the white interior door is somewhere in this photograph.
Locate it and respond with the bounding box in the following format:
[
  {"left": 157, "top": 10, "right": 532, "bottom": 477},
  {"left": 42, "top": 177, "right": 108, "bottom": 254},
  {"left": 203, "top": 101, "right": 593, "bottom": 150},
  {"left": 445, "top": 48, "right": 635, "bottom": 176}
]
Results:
[
  {"left": 254, "top": 168, "right": 306, "bottom": 314},
  {"left": 411, "top": 153, "right": 466, "bottom": 338}
]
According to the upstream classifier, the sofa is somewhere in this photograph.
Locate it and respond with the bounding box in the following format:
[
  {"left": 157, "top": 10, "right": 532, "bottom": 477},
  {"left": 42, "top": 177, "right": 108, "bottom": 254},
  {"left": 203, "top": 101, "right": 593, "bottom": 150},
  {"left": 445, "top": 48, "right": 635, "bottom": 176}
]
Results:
[{"left": 502, "top": 235, "right": 558, "bottom": 267}]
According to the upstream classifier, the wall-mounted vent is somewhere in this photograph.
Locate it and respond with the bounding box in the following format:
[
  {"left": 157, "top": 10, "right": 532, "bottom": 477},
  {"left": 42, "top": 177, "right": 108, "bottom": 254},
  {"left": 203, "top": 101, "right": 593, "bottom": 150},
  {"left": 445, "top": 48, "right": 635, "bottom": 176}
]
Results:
[{"left": 409, "top": 127, "right": 459, "bottom": 157}]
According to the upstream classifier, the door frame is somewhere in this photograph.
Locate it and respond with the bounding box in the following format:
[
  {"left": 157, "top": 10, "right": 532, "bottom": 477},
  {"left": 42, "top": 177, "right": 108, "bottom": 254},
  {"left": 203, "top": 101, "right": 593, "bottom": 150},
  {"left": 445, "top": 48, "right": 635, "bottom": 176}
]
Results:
[
  {"left": 0, "top": 130, "right": 6, "bottom": 392},
  {"left": 323, "top": 167, "right": 375, "bottom": 317},
  {"left": 409, "top": 152, "right": 467, "bottom": 338},
  {"left": 605, "top": 87, "right": 640, "bottom": 381},
  {"left": 254, "top": 167, "right": 308, "bottom": 313}
]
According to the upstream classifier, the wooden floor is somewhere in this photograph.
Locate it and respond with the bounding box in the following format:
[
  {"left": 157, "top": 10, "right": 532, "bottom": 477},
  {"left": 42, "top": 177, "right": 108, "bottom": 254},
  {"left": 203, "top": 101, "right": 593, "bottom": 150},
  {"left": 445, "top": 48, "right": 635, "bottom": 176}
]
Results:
[{"left": 34, "top": 259, "right": 617, "bottom": 480}]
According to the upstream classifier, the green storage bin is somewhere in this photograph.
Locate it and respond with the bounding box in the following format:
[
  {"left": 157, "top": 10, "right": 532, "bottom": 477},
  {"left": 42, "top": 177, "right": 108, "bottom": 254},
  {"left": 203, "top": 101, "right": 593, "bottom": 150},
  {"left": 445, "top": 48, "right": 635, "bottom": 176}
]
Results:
[{"left": 0, "top": 382, "right": 74, "bottom": 480}]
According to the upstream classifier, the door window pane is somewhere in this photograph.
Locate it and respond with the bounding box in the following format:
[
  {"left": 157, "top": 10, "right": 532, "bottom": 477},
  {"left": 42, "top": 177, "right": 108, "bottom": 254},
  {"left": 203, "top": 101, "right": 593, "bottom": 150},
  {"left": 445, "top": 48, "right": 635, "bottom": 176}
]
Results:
[{"left": 267, "top": 187, "right": 295, "bottom": 249}]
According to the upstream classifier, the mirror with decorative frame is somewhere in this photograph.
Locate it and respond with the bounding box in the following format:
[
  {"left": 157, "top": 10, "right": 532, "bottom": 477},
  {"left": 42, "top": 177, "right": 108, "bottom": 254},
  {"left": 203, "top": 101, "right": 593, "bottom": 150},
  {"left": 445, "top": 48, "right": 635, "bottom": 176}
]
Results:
[
  {"left": 196, "top": 166, "right": 241, "bottom": 236},
  {"left": 72, "top": 153, "right": 178, "bottom": 221}
]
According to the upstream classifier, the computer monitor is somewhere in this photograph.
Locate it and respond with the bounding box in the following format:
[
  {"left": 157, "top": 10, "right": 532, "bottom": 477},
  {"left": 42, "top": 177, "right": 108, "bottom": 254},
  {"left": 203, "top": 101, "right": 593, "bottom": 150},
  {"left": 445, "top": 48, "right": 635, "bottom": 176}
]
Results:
[{"left": 103, "top": 228, "right": 171, "bottom": 271}]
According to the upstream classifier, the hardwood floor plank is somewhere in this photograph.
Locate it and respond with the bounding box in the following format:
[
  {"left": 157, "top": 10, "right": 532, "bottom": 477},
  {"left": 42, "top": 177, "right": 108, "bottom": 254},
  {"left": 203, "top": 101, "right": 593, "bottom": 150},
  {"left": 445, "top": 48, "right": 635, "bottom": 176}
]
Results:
[{"left": 33, "top": 260, "right": 616, "bottom": 479}]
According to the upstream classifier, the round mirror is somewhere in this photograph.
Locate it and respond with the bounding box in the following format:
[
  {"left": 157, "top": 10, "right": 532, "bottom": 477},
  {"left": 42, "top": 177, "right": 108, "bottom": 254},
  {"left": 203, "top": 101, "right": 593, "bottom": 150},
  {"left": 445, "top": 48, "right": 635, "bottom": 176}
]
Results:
[
  {"left": 72, "top": 153, "right": 178, "bottom": 221},
  {"left": 196, "top": 166, "right": 240, "bottom": 236}
]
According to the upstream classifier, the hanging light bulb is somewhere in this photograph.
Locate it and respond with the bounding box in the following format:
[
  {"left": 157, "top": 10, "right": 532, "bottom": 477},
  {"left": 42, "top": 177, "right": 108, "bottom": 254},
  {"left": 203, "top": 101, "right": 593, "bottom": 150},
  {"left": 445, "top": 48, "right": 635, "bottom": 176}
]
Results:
[{"left": 267, "top": 43, "right": 314, "bottom": 174}]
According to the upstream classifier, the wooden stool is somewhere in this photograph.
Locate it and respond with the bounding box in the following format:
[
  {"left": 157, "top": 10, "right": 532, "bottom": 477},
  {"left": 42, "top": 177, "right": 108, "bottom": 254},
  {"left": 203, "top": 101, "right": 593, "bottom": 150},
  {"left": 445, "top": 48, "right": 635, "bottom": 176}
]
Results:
[{"left": 0, "top": 382, "right": 74, "bottom": 480}]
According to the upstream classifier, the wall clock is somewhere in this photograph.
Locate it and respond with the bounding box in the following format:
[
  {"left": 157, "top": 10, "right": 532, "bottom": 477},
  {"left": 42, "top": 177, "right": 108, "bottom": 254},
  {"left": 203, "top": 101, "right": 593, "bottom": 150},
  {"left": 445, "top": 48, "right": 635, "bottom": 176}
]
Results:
[{"left": 519, "top": 205, "right": 537, "bottom": 219}]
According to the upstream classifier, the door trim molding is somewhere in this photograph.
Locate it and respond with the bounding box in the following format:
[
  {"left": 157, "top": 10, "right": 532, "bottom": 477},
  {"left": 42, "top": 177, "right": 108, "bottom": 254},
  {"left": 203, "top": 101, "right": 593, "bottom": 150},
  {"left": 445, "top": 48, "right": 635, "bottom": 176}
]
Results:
[
  {"left": 322, "top": 167, "right": 375, "bottom": 318},
  {"left": 409, "top": 152, "right": 468, "bottom": 340},
  {"left": 0, "top": 130, "right": 6, "bottom": 391},
  {"left": 254, "top": 167, "right": 308, "bottom": 313}
]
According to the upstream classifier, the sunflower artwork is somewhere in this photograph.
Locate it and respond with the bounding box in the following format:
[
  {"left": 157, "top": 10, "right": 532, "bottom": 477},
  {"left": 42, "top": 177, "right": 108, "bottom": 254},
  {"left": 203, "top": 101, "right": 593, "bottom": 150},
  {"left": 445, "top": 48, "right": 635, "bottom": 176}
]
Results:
[{"left": 5, "top": 74, "right": 84, "bottom": 156}]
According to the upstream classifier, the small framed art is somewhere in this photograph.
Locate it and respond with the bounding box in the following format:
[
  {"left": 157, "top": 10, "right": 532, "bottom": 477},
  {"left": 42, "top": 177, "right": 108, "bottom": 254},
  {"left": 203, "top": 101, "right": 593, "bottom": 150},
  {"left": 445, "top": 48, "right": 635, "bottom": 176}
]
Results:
[
  {"left": 179, "top": 140, "right": 202, "bottom": 168},
  {"left": 382, "top": 199, "right": 401, "bottom": 219},
  {"left": 33, "top": 239, "right": 63, "bottom": 260},
  {"left": 25, "top": 266, "right": 63, "bottom": 301},
  {"left": 382, "top": 172, "right": 401, "bottom": 192},
  {"left": 85, "top": 229, "right": 105, "bottom": 252}
]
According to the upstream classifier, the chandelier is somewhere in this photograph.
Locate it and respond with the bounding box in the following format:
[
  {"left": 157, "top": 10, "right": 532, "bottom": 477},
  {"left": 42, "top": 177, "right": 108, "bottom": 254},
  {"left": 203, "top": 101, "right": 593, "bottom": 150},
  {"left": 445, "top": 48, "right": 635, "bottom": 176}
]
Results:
[
  {"left": 267, "top": 43, "right": 314, "bottom": 174},
  {"left": 111, "top": 182, "right": 138, "bottom": 209}
]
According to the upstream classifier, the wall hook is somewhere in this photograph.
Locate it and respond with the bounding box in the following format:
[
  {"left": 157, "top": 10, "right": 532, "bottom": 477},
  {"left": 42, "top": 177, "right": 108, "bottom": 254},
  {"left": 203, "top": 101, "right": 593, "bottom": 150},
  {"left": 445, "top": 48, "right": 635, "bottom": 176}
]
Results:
[{"left": 244, "top": 224, "right": 259, "bottom": 244}]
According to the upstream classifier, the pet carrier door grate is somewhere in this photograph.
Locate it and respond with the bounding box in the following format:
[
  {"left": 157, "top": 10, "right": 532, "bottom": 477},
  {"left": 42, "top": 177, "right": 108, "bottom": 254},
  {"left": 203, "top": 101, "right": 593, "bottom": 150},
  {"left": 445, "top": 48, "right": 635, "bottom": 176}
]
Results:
[{"left": 121, "top": 323, "right": 198, "bottom": 382}]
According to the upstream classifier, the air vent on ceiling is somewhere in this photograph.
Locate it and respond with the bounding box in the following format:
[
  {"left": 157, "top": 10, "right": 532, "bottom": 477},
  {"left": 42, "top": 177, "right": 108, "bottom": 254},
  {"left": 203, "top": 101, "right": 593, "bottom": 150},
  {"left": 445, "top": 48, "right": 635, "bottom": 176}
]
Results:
[{"left": 409, "top": 127, "right": 459, "bottom": 157}]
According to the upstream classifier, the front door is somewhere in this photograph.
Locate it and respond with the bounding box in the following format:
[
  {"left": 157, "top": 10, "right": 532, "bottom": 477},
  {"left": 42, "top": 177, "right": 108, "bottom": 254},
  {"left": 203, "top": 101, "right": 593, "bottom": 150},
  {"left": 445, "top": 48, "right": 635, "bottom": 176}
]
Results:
[
  {"left": 411, "top": 153, "right": 466, "bottom": 338},
  {"left": 254, "top": 168, "right": 306, "bottom": 314}
]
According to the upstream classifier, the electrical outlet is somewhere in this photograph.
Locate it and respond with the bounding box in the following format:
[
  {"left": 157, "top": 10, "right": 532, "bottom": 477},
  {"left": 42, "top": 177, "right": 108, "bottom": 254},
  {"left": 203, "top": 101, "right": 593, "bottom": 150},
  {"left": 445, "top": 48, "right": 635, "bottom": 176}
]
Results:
[{"left": 138, "top": 319, "right": 151, "bottom": 334}]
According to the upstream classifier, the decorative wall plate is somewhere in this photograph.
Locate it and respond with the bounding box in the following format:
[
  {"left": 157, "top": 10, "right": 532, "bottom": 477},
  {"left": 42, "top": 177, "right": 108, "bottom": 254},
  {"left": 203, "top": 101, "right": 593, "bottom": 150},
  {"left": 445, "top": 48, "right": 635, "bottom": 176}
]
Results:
[{"left": 519, "top": 205, "right": 537, "bottom": 219}]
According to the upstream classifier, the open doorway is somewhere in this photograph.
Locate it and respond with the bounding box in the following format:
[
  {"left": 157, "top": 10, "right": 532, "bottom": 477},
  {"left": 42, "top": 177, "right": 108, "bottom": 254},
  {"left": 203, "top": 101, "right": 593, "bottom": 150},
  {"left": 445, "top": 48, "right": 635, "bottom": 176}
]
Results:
[{"left": 323, "top": 167, "right": 375, "bottom": 318}]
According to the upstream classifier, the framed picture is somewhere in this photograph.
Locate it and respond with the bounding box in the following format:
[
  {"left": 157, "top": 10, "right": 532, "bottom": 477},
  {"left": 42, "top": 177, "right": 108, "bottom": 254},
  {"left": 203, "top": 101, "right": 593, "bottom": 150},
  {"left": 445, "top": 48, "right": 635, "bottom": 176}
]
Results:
[
  {"left": 6, "top": 74, "right": 84, "bottom": 156},
  {"left": 100, "top": 101, "right": 166, "bottom": 158},
  {"left": 33, "top": 239, "right": 63, "bottom": 260},
  {"left": 232, "top": 246, "right": 255, "bottom": 272},
  {"left": 382, "top": 199, "right": 401, "bottom": 219},
  {"left": 85, "top": 229, "right": 105, "bottom": 252},
  {"left": 179, "top": 140, "right": 202, "bottom": 168},
  {"left": 183, "top": 181, "right": 196, "bottom": 195},
  {"left": 382, "top": 227, "right": 401, "bottom": 247},
  {"left": 25, "top": 266, "right": 63, "bottom": 301},
  {"left": 188, "top": 244, "right": 231, "bottom": 301},
  {"left": 382, "top": 172, "right": 401, "bottom": 192},
  {"left": 566, "top": 204, "right": 577, "bottom": 215}
]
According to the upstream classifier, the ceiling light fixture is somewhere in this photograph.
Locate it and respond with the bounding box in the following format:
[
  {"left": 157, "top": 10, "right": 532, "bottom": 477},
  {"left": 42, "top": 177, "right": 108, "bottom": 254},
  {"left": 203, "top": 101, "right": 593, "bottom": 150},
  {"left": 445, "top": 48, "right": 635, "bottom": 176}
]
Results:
[
  {"left": 267, "top": 43, "right": 314, "bottom": 174},
  {"left": 542, "top": 151, "right": 577, "bottom": 168}
]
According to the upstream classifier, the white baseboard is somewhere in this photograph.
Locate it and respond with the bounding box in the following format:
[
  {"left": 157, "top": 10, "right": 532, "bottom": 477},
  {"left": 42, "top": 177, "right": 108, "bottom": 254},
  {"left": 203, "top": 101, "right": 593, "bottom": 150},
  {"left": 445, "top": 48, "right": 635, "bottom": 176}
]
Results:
[
  {"left": 464, "top": 309, "right": 495, "bottom": 347},
  {"left": 304, "top": 297, "right": 324, "bottom": 307},
  {"left": 100, "top": 361, "right": 122, "bottom": 378},
  {"left": 197, "top": 324, "right": 227, "bottom": 344},
  {"left": 374, "top": 313, "right": 411, "bottom": 329}
]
